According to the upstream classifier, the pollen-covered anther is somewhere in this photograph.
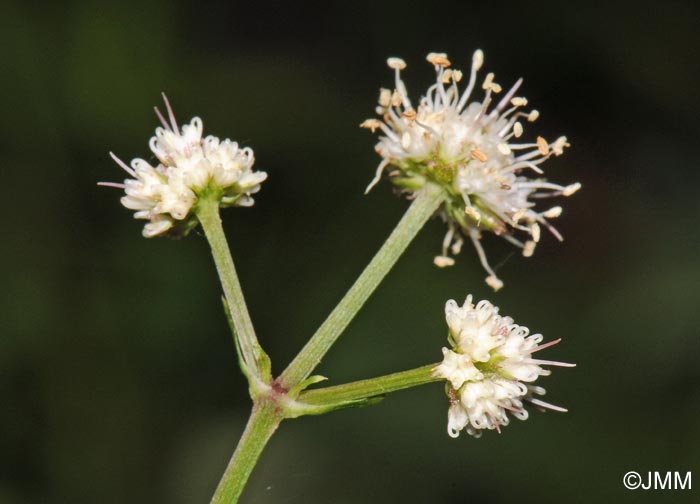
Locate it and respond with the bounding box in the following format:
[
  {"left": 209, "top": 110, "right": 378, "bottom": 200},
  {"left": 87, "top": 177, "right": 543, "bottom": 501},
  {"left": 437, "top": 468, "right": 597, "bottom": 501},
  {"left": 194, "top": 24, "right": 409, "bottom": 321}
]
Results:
[
  {"left": 378, "top": 88, "right": 392, "bottom": 107},
  {"left": 470, "top": 148, "right": 488, "bottom": 162},
  {"left": 522, "top": 240, "right": 536, "bottom": 257},
  {"left": 465, "top": 206, "right": 481, "bottom": 221},
  {"left": 401, "top": 132, "right": 412, "bottom": 149},
  {"left": 472, "top": 49, "right": 484, "bottom": 71},
  {"left": 402, "top": 110, "right": 417, "bottom": 120},
  {"left": 528, "top": 110, "right": 540, "bottom": 122},
  {"left": 536, "top": 136, "right": 550, "bottom": 155},
  {"left": 482, "top": 73, "right": 502, "bottom": 93},
  {"left": 387, "top": 57, "right": 407, "bottom": 70},
  {"left": 513, "top": 122, "right": 523, "bottom": 138},
  {"left": 552, "top": 136, "right": 569, "bottom": 156},
  {"left": 542, "top": 206, "right": 563, "bottom": 218},
  {"left": 511, "top": 97, "right": 528, "bottom": 107},
  {"left": 427, "top": 52, "right": 451, "bottom": 67},
  {"left": 360, "top": 119, "right": 382, "bottom": 133},
  {"left": 434, "top": 255, "right": 456, "bottom": 267},
  {"left": 497, "top": 143, "right": 512, "bottom": 155},
  {"left": 485, "top": 275, "right": 504, "bottom": 291},
  {"left": 512, "top": 208, "right": 527, "bottom": 224},
  {"left": 563, "top": 183, "right": 582, "bottom": 196},
  {"left": 531, "top": 222, "right": 541, "bottom": 242}
]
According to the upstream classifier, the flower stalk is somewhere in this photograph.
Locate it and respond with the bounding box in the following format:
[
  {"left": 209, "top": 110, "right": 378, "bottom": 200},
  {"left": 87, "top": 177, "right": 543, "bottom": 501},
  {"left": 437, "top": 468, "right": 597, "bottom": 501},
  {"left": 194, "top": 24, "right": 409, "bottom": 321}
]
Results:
[
  {"left": 278, "top": 183, "right": 446, "bottom": 390},
  {"left": 197, "top": 196, "right": 271, "bottom": 384},
  {"left": 298, "top": 364, "right": 440, "bottom": 406}
]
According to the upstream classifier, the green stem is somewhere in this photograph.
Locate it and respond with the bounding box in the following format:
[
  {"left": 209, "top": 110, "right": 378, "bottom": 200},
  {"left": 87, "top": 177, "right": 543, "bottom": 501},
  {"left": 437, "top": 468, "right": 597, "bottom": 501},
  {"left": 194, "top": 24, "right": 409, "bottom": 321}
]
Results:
[
  {"left": 279, "top": 183, "right": 445, "bottom": 389},
  {"left": 197, "top": 198, "right": 264, "bottom": 378},
  {"left": 299, "top": 364, "right": 440, "bottom": 406},
  {"left": 210, "top": 401, "right": 282, "bottom": 504}
]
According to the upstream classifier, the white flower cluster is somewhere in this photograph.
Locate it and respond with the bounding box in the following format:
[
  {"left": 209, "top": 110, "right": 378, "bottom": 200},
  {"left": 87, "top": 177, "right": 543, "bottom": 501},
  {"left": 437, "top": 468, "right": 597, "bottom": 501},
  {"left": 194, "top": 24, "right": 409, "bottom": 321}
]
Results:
[
  {"left": 361, "top": 51, "right": 580, "bottom": 290},
  {"left": 433, "top": 295, "right": 574, "bottom": 438},
  {"left": 101, "top": 95, "right": 267, "bottom": 237}
]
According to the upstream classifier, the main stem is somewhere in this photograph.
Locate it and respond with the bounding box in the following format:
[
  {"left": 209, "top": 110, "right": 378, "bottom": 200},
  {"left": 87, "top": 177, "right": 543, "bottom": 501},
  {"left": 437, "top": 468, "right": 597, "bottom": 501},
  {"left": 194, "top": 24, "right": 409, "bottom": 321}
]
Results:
[
  {"left": 279, "top": 183, "right": 445, "bottom": 389},
  {"left": 299, "top": 363, "right": 441, "bottom": 405},
  {"left": 197, "top": 198, "right": 262, "bottom": 376},
  {"left": 210, "top": 401, "right": 282, "bottom": 504}
]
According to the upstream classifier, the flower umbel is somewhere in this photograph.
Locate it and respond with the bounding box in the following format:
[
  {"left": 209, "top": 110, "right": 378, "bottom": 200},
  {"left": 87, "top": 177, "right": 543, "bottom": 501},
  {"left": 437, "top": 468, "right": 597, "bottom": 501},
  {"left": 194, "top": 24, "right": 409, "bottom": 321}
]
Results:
[
  {"left": 433, "top": 295, "right": 574, "bottom": 438},
  {"left": 100, "top": 94, "right": 267, "bottom": 237},
  {"left": 361, "top": 51, "right": 581, "bottom": 290}
]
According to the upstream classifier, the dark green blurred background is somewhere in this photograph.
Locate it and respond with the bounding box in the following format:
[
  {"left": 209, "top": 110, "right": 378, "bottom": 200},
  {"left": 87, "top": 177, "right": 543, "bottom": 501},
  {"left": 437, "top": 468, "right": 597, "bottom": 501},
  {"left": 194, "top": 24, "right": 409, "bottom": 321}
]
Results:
[{"left": 2, "top": 1, "right": 699, "bottom": 502}]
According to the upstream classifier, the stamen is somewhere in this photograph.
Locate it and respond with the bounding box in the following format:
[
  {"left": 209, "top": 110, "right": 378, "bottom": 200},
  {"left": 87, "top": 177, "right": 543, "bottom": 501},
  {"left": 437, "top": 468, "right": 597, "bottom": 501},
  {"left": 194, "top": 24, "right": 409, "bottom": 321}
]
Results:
[
  {"left": 426, "top": 52, "right": 451, "bottom": 67},
  {"left": 497, "top": 143, "right": 512, "bottom": 155},
  {"left": 530, "top": 338, "right": 561, "bottom": 353},
  {"left": 434, "top": 255, "right": 455, "bottom": 267},
  {"left": 552, "top": 136, "right": 569, "bottom": 155},
  {"left": 468, "top": 228, "right": 499, "bottom": 281},
  {"left": 97, "top": 182, "right": 127, "bottom": 189},
  {"left": 365, "top": 159, "right": 389, "bottom": 194},
  {"left": 470, "top": 148, "right": 488, "bottom": 162},
  {"left": 528, "top": 398, "right": 568, "bottom": 413},
  {"left": 472, "top": 49, "right": 484, "bottom": 71},
  {"left": 531, "top": 359, "right": 576, "bottom": 367},
  {"left": 538, "top": 218, "right": 564, "bottom": 241},
  {"left": 387, "top": 57, "right": 406, "bottom": 70},
  {"left": 563, "top": 183, "right": 581, "bottom": 196},
  {"left": 109, "top": 152, "right": 137, "bottom": 177},
  {"left": 542, "top": 206, "right": 563, "bottom": 218},
  {"left": 378, "top": 88, "right": 392, "bottom": 107},
  {"left": 401, "top": 132, "right": 412, "bottom": 149},
  {"left": 465, "top": 206, "right": 481, "bottom": 222},
  {"left": 450, "top": 236, "right": 463, "bottom": 255},
  {"left": 161, "top": 93, "right": 179, "bottom": 133},
  {"left": 513, "top": 122, "right": 523, "bottom": 138},
  {"left": 494, "top": 78, "right": 523, "bottom": 112},
  {"left": 457, "top": 50, "right": 483, "bottom": 111},
  {"left": 359, "top": 119, "right": 382, "bottom": 132},
  {"left": 485, "top": 275, "right": 504, "bottom": 292},
  {"left": 512, "top": 208, "right": 527, "bottom": 223},
  {"left": 153, "top": 107, "right": 170, "bottom": 131},
  {"left": 507, "top": 160, "right": 544, "bottom": 174},
  {"left": 441, "top": 226, "right": 455, "bottom": 256}
]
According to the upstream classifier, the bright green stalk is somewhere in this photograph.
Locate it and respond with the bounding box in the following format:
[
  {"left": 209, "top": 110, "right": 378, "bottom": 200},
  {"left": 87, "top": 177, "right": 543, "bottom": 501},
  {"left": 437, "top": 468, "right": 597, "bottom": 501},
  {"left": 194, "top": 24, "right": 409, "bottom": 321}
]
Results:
[
  {"left": 209, "top": 401, "right": 282, "bottom": 504},
  {"left": 197, "top": 197, "right": 269, "bottom": 381},
  {"left": 298, "top": 364, "right": 441, "bottom": 406},
  {"left": 279, "top": 183, "right": 445, "bottom": 390}
]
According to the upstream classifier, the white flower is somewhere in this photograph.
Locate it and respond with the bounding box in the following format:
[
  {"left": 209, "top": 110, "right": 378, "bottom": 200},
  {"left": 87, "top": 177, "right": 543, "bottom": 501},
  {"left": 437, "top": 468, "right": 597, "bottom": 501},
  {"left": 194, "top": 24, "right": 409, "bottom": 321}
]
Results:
[
  {"left": 433, "top": 295, "right": 574, "bottom": 438},
  {"left": 361, "top": 51, "right": 581, "bottom": 290},
  {"left": 433, "top": 347, "right": 483, "bottom": 389},
  {"left": 100, "top": 94, "right": 267, "bottom": 237}
]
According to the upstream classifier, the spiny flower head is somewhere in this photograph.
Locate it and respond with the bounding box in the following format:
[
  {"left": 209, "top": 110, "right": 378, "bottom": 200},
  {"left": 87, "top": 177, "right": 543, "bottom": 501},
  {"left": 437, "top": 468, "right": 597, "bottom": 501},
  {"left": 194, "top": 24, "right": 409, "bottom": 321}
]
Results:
[
  {"left": 433, "top": 295, "right": 574, "bottom": 438},
  {"left": 100, "top": 94, "right": 267, "bottom": 237},
  {"left": 361, "top": 51, "right": 580, "bottom": 290}
]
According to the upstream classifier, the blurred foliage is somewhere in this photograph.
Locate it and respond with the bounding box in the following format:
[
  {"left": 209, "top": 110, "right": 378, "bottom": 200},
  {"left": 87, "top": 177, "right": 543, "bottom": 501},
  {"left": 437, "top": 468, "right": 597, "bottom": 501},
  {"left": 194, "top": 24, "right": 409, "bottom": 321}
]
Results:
[{"left": 1, "top": 0, "right": 699, "bottom": 503}]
